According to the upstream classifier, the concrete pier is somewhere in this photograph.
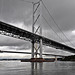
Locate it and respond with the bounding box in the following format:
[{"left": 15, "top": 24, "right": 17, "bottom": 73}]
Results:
[{"left": 21, "top": 58, "right": 55, "bottom": 62}]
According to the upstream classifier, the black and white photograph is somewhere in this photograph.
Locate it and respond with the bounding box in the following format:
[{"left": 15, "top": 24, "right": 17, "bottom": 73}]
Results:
[{"left": 0, "top": 0, "right": 75, "bottom": 75}]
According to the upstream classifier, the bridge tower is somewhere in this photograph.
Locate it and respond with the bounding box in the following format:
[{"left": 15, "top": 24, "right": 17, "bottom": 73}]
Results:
[{"left": 31, "top": 0, "right": 43, "bottom": 61}]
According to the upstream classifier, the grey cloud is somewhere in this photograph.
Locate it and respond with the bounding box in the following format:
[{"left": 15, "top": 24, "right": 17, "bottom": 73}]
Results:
[
  {"left": 0, "top": 0, "right": 32, "bottom": 26},
  {"left": 42, "top": 0, "right": 75, "bottom": 32},
  {"left": 0, "top": 35, "right": 30, "bottom": 46},
  {"left": 0, "top": 0, "right": 75, "bottom": 55},
  {"left": 7, "top": 43, "right": 31, "bottom": 50}
]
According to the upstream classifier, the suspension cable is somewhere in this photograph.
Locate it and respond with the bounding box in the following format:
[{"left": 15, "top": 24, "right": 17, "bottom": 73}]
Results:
[
  {"left": 42, "top": 15, "right": 67, "bottom": 45},
  {"left": 41, "top": 0, "right": 74, "bottom": 47}
]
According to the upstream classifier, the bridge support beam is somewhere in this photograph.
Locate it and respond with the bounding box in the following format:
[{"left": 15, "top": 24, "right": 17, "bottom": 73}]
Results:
[
  {"left": 40, "top": 39, "right": 42, "bottom": 58},
  {"left": 31, "top": 1, "right": 43, "bottom": 60},
  {"left": 55, "top": 56, "right": 57, "bottom": 61},
  {"left": 32, "top": 41, "right": 34, "bottom": 58},
  {"left": 40, "top": 26, "right": 42, "bottom": 58},
  {"left": 31, "top": 2, "right": 35, "bottom": 58}
]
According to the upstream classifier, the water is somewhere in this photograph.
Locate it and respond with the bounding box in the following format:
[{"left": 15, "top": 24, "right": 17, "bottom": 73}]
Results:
[{"left": 0, "top": 61, "right": 75, "bottom": 75}]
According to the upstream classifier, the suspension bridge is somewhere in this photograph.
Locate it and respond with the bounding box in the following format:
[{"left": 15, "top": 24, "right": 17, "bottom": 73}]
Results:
[{"left": 0, "top": 0, "right": 75, "bottom": 62}]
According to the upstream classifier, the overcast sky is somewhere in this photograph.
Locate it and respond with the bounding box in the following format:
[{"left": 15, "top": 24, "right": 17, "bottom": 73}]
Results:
[{"left": 0, "top": 0, "right": 75, "bottom": 58}]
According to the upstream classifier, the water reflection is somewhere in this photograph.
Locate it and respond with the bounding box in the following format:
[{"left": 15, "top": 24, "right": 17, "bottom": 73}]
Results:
[
  {"left": 31, "top": 62, "right": 43, "bottom": 75},
  {"left": 0, "top": 61, "right": 75, "bottom": 75}
]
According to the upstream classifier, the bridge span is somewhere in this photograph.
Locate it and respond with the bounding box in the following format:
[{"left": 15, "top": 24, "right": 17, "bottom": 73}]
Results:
[
  {"left": 0, "top": 21, "right": 75, "bottom": 54},
  {"left": 0, "top": 21, "right": 75, "bottom": 62}
]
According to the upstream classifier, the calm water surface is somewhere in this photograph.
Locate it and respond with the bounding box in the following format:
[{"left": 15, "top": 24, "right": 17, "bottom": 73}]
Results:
[{"left": 0, "top": 61, "right": 75, "bottom": 75}]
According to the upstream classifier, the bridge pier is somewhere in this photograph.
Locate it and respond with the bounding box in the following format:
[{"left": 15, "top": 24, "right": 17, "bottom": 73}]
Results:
[
  {"left": 40, "top": 39, "right": 42, "bottom": 58},
  {"left": 31, "top": 1, "right": 43, "bottom": 61},
  {"left": 32, "top": 41, "right": 34, "bottom": 58},
  {"left": 55, "top": 56, "right": 57, "bottom": 61}
]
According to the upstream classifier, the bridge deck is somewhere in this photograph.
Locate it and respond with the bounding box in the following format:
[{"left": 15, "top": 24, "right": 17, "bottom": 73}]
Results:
[{"left": 0, "top": 21, "right": 75, "bottom": 53}]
